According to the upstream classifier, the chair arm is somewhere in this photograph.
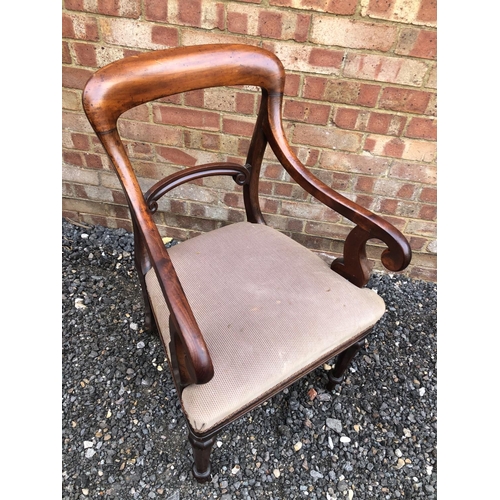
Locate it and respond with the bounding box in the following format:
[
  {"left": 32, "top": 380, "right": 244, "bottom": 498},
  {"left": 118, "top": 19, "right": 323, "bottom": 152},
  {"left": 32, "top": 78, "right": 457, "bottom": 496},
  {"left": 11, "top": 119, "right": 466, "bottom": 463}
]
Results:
[
  {"left": 101, "top": 131, "right": 214, "bottom": 385},
  {"left": 265, "top": 95, "right": 412, "bottom": 286}
]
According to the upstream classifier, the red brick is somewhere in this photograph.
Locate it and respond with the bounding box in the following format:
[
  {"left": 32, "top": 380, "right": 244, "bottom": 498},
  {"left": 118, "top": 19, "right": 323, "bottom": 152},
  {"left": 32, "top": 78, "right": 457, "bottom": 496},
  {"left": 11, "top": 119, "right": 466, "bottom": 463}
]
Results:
[
  {"left": 285, "top": 74, "right": 301, "bottom": 97},
  {"left": 390, "top": 161, "right": 436, "bottom": 184},
  {"left": 275, "top": 182, "right": 294, "bottom": 197},
  {"left": 227, "top": 11, "right": 248, "bottom": 34},
  {"left": 417, "top": 0, "right": 437, "bottom": 24},
  {"left": 154, "top": 106, "right": 220, "bottom": 130},
  {"left": 397, "top": 184, "right": 415, "bottom": 199},
  {"left": 201, "top": 133, "right": 221, "bottom": 151},
  {"left": 270, "top": 0, "right": 356, "bottom": 15},
  {"left": 258, "top": 11, "right": 283, "bottom": 38},
  {"left": 71, "top": 133, "right": 90, "bottom": 151},
  {"left": 235, "top": 93, "right": 255, "bottom": 114},
  {"left": 379, "top": 198, "right": 399, "bottom": 216},
  {"left": 62, "top": 66, "right": 93, "bottom": 90},
  {"left": 355, "top": 176, "right": 375, "bottom": 193},
  {"left": 284, "top": 100, "right": 308, "bottom": 121},
  {"left": 223, "top": 118, "right": 255, "bottom": 136},
  {"left": 308, "top": 104, "right": 331, "bottom": 125},
  {"left": 144, "top": 0, "right": 168, "bottom": 21},
  {"left": 405, "top": 117, "right": 437, "bottom": 140},
  {"left": 119, "top": 121, "right": 183, "bottom": 146},
  {"left": 151, "top": 25, "right": 179, "bottom": 46},
  {"left": 97, "top": 0, "right": 120, "bottom": 16},
  {"left": 63, "top": 150, "right": 84, "bottom": 167},
  {"left": 308, "top": 48, "right": 344, "bottom": 69},
  {"left": 419, "top": 204, "right": 437, "bottom": 220},
  {"left": 181, "top": 0, "right": 202, "bottom": 26},
  {"left": 73, "top": 42, "right": 97, "bottom": 67},
  {"left": 65, "top": 0, "right": 85, "bottom": 10},
  {"left": 396, "top": 28, "right": 437, "bottom": 60},
  {"left": 324, "top": 80, "right": 380, "bottom": 107},
  {"left": 293, "top": 124, "right": 362, "bottom": 151},
  {"left": 184, "top": 90, "right": 204, "bottom": 108},
  {"left": 366, "top": 0, "right": 392, "bottom": 15},
  {"left": 62, "top": 42, "right": 72, "bottom": 64},
  {"left": 303, "top": 76, "right": 327, "bottom": 100},
  {"left": 379, "top": 87, "right": 432, "bottom": 114},
  {"left": 62, "top": 14, "right": 75, "bottom": 38},
  {"left": 419, "top": 187, "right": 437, "bottom": 203},
  {"left": 84, "top": 153, "right": 104, "bottom": 169},
  {"left": 295, "top": 14, "right": 311, "bottom": 42},
  {"left": 320, "top": 151, "right": 390, "bottom": 176},
  {"left": 334, "top": 108, "right": 359, "bottom": 129},
  {"left": 157, "top": 146, "right": 198, "bottom": 166}
]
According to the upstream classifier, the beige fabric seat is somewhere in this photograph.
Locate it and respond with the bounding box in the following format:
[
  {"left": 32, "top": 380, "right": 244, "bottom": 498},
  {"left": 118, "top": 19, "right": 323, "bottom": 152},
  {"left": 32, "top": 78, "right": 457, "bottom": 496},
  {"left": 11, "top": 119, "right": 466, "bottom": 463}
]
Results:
[{"left": 145, "top": 222, "right": 385, "bottom": 434}]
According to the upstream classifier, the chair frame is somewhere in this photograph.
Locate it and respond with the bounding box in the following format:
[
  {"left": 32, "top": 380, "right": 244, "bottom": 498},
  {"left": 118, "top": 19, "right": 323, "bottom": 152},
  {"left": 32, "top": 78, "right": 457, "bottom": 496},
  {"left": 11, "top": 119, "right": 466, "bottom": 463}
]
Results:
[{"left": 82, "top": 44, "right": 411, "bottom": 482}]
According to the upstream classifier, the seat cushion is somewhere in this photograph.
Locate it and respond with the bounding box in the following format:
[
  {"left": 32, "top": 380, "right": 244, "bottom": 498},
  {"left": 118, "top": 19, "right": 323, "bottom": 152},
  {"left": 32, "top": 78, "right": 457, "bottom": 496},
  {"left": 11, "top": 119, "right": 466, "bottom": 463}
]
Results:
[{"left": 145, "top": 222, "right": 385, "bottom": 433}]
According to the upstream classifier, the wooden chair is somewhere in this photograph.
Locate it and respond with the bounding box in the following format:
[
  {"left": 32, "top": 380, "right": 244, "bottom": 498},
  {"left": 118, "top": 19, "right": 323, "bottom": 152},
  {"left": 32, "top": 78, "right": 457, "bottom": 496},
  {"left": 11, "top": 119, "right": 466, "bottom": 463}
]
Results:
[{"left": 82, "top": 44, "right": 411, "bottom": 483}]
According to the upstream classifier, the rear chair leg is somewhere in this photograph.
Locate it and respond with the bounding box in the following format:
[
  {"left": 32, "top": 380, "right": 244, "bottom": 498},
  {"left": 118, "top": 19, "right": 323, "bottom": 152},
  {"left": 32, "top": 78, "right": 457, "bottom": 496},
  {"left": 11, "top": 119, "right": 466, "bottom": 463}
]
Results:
[
  {"left": 132, "top": 215, "right": 159, "bottom": 335},
  {"left": 188, "top": 430, "right": 216, "bottom": 483},
  {"left": 327, "top": 337, "right": 366, "bottom": 391}
]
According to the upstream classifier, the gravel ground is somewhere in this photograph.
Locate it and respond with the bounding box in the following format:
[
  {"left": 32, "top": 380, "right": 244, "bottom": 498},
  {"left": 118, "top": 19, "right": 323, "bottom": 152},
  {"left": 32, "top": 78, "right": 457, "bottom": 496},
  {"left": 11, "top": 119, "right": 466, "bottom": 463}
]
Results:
[{"left": 62, "top": 218, "right": 437, "bottom": 500}]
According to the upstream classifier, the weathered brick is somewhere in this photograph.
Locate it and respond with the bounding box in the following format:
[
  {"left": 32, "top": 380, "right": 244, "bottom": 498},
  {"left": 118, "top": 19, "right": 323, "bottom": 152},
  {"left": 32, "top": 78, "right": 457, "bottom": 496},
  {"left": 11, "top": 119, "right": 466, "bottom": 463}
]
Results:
[
  {"left": 62, "top": 66, "right": 93, "bottom": 90},
  {"left": 362, "top": 0, "right": 436, "bottom": 27},
  {"left": 293, "top": 124, "right": 362, "bottom": 151},
  {"left": 379, "top": 87, "right": 432, "bottom": 114},
  {"left": 396, "top": 28, "right": 437, "bottom": 60},
  {"left": 182, "top": 29, "right": 258, "bottom": 47},
  {"left": 99, "top": 17, "right": 178, "bottom": 50},
  {"left": 405, "top": 117, "right": 437, "bottom": 140},
  {"left": 344, "top": 53, "right": 429, "bottom": 87},
  {"left": 144, "top": 0, "right": 168, "bottom": 21},
  {"left": 308, "top": 48, "right": 344, "bottom": 69},
  {"left": 63, "top": 13, "right": 99, "bottom": 41},
  {"left": 270, "top": 0, "right": 357, "bottom": 15},
  {"left": 63, "top": 150, "right": 84, "bottom": 167},
  {"left": 419, "top": 186, "right": 436, "bottom": 203},
  {"left": 227, "top": 10, "right": 248, "bottom": 34},
  {"left": 150, "top": 25, "right": 179, "bottom": 46},
  {"left": 154, "top": 105, "right": 220, "bottom": 130},
  {"left": 285, "top": 74, "right": 301, "bottom": 97},
  {"left": 364, "top": 134, "right": 436, "bottom": 162},
  {"left": 222, "top": 118, "right": 255, "bottom": 137},
  {"left": 324, "top": 80, "right": 380, "bottom": 107},
  {"left": 264, "top": 41, "right": 341, "bottom": 75},
  {"left": 64, "top": 0, "right": 84, "bottom": 11},
  {"left": 284, "top": 100, "right": 330, "bottom": 125},
  {"left": 167, "top": 0, "right": 223, "bottom": 29},
  {"left": 390, "top": 161, "right": 436, "bottom": 184},
  {"left": 311, "top": 16, "right": 397, "bottom": 51},
  {"left": 320, "top": 151, "right": 390, "bottom": 176},
  {"left": 63, "top": 41, "right": 72, "bottom": 64},
  {"left": 73, "top": 42, "right": 97, "bottom": 67},
  {"left": 118, "top": 120, "right": 183, "bottom": 146},
  {"left": 156, "top": 146, "right": 198, "bottom": 166},
  {"left": 258, "top": 10, "right": 283, "bottom": 38}
]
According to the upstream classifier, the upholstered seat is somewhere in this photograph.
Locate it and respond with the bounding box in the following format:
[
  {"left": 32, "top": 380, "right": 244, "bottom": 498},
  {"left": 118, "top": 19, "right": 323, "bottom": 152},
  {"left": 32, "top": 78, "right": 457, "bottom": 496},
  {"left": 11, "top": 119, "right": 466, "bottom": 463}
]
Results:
[{"left": 146, "top": 222, "right": 385, "bottom": 433}]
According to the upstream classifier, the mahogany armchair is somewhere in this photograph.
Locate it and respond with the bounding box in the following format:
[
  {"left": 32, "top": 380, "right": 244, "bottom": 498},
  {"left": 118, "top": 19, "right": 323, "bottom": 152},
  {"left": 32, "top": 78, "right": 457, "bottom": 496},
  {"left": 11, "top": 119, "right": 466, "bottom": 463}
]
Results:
[{"left": 82, "top": 44, "right": 411, "bottom": 483}]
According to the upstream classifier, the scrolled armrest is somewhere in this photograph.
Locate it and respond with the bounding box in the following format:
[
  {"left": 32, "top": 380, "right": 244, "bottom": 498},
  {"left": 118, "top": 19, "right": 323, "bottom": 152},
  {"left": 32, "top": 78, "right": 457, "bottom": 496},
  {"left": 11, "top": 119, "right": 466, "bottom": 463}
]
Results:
[
  {"left": 265, "top": 93, "right": 411, "bottom": 287},
  {"left": 99, "top": 130, "right": 214, "bottom": 385}
]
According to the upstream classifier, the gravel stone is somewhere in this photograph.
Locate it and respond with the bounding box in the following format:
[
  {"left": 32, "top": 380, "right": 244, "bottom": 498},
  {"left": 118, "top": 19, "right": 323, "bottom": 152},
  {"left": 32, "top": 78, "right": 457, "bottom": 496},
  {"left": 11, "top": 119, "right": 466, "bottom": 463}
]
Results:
[{"left": 62, "top": 219, "right": 437, "bottom": 499}]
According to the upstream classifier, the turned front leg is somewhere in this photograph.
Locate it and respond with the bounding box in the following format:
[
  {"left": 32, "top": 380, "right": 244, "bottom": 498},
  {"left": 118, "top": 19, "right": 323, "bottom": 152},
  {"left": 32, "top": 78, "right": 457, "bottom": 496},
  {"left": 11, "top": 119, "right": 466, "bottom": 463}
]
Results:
[
  {"left": 327, "top": 337, "right": 366, "bottom": 391},
  {"left": 188, "top": 430, "right": 217, "bottom": 483}
]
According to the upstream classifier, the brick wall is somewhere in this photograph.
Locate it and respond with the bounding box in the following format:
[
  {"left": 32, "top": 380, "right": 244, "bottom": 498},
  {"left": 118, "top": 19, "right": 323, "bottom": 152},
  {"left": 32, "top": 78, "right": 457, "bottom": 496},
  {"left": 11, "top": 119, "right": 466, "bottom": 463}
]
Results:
[{"left": 62, "top": 0, "right": 437, "bottom": 281}]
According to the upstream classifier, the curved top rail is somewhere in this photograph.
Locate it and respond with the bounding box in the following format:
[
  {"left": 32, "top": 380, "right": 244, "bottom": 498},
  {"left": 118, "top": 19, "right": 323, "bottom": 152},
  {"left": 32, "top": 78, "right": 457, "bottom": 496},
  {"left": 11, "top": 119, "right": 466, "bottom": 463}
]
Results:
[{"left": 83, "top": 44, "right": 285, "bottom": 134}]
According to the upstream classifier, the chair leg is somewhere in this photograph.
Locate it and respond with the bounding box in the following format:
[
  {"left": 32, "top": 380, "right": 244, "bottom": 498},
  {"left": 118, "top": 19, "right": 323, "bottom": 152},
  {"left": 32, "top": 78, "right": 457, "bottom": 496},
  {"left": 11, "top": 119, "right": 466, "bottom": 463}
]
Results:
[
  {"left": 188, "top": 430, "right": 217, "bottom": 483},
  {"left": 131, "top": 215, "right": 158, "bottom": 335},
  {"left": 326, "top": 338, "right": 366, "bottom": 391}
]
